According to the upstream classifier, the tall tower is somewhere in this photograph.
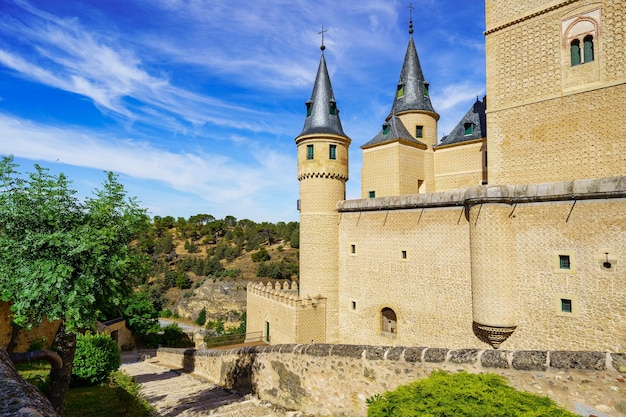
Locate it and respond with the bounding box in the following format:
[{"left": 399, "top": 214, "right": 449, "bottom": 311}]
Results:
[
  {"left": 296, "top": 42, "right": 351, "bottom": 343},
  {"left": 361, "top": 18, "right": 440, "bottom": 198}
]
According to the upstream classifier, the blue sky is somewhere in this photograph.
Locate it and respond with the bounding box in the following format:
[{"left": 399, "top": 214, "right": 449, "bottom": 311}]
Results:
[{"left": 0, "top": 0, "right": 485, "bottom": 222}]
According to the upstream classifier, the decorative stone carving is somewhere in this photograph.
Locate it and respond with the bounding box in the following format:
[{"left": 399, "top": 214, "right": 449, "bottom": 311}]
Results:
[{"left": 472, "top": 321, "right": 517, "bottom": 349}]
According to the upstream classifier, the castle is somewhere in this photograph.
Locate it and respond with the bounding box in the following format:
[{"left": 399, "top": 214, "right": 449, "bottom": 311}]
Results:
[{"left": 247, "top": 0, "right": 625, "bottom": 352}]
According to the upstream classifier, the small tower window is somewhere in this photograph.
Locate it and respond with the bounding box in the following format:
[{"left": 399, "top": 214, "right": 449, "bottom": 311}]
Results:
[
  {"left": 350, "top": 244, "right": 356, "bottom": 254},
  {"left": 424, "top": 81, "right": 429, "bottom": 97},
  {"left": 396, "top": 84, "right": 404, "bottom": 98},
  {"left": 401, "top": 250, "right": 407, "bottom": 259},
  {"left": 329, "top": 144, "right": 337, "bottom": 160},
  {"left": 306, "top": 100, "right": 312, "bottom": 117},
  {"left": 559, "top": 255, "right": 571, "bottom": 270},
  {"left": 415, "top": 125, "right": 423, "bottom": 138},
  {"left": 464, "top": 123, "right": 474, "bottom": 135},
  {"left": 583, "top": 35, "right": 594, "bottom": 63},
  {"left": 369, "top": 190, "right": 375, "bottom": 198},
  {"left": 306, "top": 144, "right": 314, "bottom": 160},
  {"left": 382, "top": 123, "right": 390, "bottom": 136},
  {"left": 570, "top": 39, "right": 581, "bottom": 66},
  {"left": 561, "top": 298, "right": 573, "bottom": 313},
  {"left": 329, "top": 100, "right": 337, "bottom": 116}
]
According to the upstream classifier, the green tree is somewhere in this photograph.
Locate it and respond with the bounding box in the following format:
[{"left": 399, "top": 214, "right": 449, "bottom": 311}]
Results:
[
  {"left": 0, "top": 156, "right": 150, "bottom": 414},
  {"left": 195, "top": 307, "right": 207, "bottom": 326},
  {"left": 176, "top": 270, "right": 192, "bottom": 289},
  {"left": 122, "top": 291, "right": 160, "bottom": 343}
]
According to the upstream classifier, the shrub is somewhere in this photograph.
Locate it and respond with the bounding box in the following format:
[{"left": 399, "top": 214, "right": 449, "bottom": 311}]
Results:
[
  {"left": 72, "top": 332, "right": 121, "bottom": 386},
  {"left": 160, "top": 323, "right": 192, "bottom": 347},
  {"left": 366, "top": 371, "right": 577, "bottom": 417},
  {"left": 251, "top": 246, "right": 271, "bottom": 262},
  {"left": 196, "top": 307, "right": 207, "bottom": 326}
]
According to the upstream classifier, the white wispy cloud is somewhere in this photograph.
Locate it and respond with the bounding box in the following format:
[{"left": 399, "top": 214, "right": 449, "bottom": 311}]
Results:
[{"left": 0, "top": 114, "right": 296, "bottom": 215}]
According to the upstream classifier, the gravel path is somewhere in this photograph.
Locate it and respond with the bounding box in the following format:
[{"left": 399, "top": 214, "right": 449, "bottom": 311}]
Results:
[{"left": 120, "top": 357, "right": 296, "bottom": 417}]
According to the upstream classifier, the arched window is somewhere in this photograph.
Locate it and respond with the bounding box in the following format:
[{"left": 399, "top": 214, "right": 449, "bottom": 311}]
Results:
[
  {"left": 381, "top": 307, "right": 397, "bottom": 335},
  {"left": 583, "top": 35, "right": 594, "bottom": 63},
  {"left": 570, "top": 39, "right": 581, "bottom": 66}
]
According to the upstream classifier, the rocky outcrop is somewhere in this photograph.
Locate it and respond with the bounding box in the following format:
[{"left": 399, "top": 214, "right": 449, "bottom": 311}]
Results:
[{"left": 174, "top": 279, "right": 248, "bottom": 326}]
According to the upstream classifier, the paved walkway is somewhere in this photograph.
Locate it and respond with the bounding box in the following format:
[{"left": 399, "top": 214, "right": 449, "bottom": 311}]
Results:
[{"left": 120, "top": 355, "right": 298, "bottom": 417}]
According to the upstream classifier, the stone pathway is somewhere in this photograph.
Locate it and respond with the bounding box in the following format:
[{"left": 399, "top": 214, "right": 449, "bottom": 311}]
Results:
[{"left": 120, "top": 357, "right": 297, "bottom": 417}]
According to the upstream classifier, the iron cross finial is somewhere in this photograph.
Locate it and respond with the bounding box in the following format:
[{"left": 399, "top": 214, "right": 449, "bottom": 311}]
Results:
[{"left": 319, "top": 25, "right": 328, "bottom": 51}]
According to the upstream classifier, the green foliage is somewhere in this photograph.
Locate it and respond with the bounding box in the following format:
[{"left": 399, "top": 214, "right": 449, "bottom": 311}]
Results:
[
  {"left": 251, "top": 246, "right": 271, "bottom": 262},
  {"left": 154, "top": 232, "right": 174, "bottom": 254},
  {"left": 176, "top": 270, "right": 192, "bottom": 289},
  {"left": 256, "top": 259, "right": 298, "bottom": 279},
  {"left": 204, "top": 256, "right": 224, "bottom": 276},
  {"left": 160, "top": 323, "right": 192, "bottom": 347},
  {"left": 165, "top": 270, "right": 178, "bottom": 288},
  {"left": 195, "top": 307, "right": 207, "bottom": 326},
  {"left": 205, "top": 317, "right": 225, "bottom": 336},
  {"left": 160, "top": 308, "right": 173, "bottom": 318},
  {"left": 0, "top": 156, "right": 150, "bottom": 333},
  {"left": 72, "top": 333, "right": 121, "bottom": 386},
  {"left": 290, "top": 227, "right": 300, "bottom": 248},
  {"left": 184, "top": 239, "right": 200, "bottom": 253},
  {"left": 28, "top": 337, "right": 47, "bottom": 352},
  {"left": 64, "top": 371, "right": 153, "bottom": 417},
  {"left": 366, "top": 371, "right": 577, "bottom": 417},
  {"left": 123, "top": 291, "right": 160, "bottom": 338}
]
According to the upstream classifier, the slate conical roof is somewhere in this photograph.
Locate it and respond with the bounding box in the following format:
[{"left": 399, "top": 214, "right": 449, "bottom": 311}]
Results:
[
  {"left": 361, "top": 116, "right": 426, "bottom": 149},
  {"left": 298, "top": 51, "right": 348, "bottom": 139},
  {"left": 387, "top": 35, "right": 438, "bottom": 119},
  {"left": 439, "top": 97, "right": 487, "bottom": 146}
]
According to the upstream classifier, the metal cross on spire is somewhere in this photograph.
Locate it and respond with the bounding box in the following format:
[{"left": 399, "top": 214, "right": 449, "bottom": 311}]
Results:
[
  {"left": 319, "top": 25, "right": 327, "bottom": 51},
  {"left": 408, "top": 3, "right": 415, "bottom": 35}
]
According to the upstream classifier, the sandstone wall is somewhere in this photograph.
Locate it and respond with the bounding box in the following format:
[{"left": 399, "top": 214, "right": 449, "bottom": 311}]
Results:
[
  {"left": 157, "top": 344, "right": 626, "bottom": 417},
  {"left": 336, "top": 177, "right": 626, "bottom": 352},
  {"left": 0, "top": 302, "right": 60, "bottom": 352}
]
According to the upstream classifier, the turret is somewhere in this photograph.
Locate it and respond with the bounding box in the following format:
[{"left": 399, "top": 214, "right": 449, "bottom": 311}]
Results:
[
  {"left": 361, "top": 17, "right": 439, "bottom": 198},
  {"left": 296, "top": 42, "right": 351, "bottom": 343}
]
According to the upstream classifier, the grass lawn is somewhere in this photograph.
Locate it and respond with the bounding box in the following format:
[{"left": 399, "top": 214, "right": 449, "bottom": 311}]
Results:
[{"left": 16, "top": 362, "right": 152, "bottom": 417}]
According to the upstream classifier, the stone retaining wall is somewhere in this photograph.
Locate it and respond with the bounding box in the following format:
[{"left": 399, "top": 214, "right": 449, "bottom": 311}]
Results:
[{"left": 158, "top": 344, "right": 626, "bottom": 416}]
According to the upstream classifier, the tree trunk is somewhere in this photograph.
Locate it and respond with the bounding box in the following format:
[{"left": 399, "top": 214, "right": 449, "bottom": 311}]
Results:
[
  {"left": 48, "top": 322, "right": 76, "bottom": 415},
  {"left": 5, "top": 322, "right": 21, "bottom": 353}
]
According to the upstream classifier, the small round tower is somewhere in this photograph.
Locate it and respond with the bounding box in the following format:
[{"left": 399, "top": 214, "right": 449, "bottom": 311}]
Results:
[{"left": 296, "top": 44, "right": 351, "bottom": 343}]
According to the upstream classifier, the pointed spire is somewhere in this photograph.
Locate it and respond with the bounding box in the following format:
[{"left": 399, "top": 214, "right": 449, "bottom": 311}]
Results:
[
  {"left": 387, "top": 20, "right": 438, "bottom": 119},
  {"left": 298, "top": 42, "right": 348, "bottom": 139}
]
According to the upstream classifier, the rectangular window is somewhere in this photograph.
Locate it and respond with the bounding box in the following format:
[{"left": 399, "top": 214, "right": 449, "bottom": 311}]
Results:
[
  {"left": 415, "top": 125, "right": 423, "bottom": 138},
  {"left": 329, "top": 144, "right": 337, "bottom": 160},
  {"left": 351, "top": 301, "right": 356, "bottom": 310},
  {"left": 561, "top": 299, "right": 572, "bottom": 313},
  {"left": 464, "top": 123, "right": 473, "bottom": 135},
  {"left": 306, "top": 144, "right": 314, "bottom": 160},
  {"left": 329, "top": 101, "right": 337, "bottom": 116},
  {"left": 369, "top": 191, "right": 375, "bottom": 198},
  {"left": 350, "top": 244, "right": 356, "bottom": 254},
  {"left": 396, "top": 84, "right": 404, "bottom": 98},
  {"left": 401, "top": 250, "right": 407, "bottom": 259},
  {"left": 559, "top": 255, "right": 571, "bottom": 269}
]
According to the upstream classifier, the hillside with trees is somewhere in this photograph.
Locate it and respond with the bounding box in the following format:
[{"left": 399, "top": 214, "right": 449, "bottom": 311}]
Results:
[{"left": 135, "top": 214, "right": 299, "bottom": 333}]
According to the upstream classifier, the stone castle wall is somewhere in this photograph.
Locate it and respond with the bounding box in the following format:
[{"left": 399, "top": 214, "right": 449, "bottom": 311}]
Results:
[
  {"left": 157, "top": 344, "right": 626, "bottom": 417},
  {"left": 434, "top": 140, "right": 485, "bottom": 191},
  {"left": 336, "top": 176, "right": 626, "bottom": 352},
  {"left": 486, "top": 0, "right": 626, "bottom": 185}
]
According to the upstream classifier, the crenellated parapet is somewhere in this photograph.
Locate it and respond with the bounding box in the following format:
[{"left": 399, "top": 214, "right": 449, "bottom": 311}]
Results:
[{"left": 247, "top": 281, "right": 300, "bottom": 307}]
